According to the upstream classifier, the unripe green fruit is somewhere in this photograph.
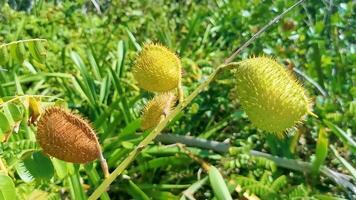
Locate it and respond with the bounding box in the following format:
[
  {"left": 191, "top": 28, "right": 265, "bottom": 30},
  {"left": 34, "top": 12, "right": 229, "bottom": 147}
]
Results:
[
  {"left": 235, "top": 56, "right": 311, "bottom": 133},
  {"left": 133, "top": 44, "right": 182, "bottom": 92},
  {"left": 141, "top": 92, "right": 176, "bottom": 130}
]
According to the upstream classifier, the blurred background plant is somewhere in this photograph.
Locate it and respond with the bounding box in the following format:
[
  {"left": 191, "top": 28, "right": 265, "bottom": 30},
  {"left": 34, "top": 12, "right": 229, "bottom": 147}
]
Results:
[{"left": 0, "top": 0, "right": 355, "bottom": 199}]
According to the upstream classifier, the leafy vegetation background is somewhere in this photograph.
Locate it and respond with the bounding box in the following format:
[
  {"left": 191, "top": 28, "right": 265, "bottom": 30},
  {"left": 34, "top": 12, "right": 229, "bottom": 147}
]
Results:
[{"left": 0, "top": 0, "right": 355, "bottom": 199}]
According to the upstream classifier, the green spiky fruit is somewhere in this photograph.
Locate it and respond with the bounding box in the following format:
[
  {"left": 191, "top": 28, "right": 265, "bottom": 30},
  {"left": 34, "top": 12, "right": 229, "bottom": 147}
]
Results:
[
  {"left": 133, "top": 44, "right": 182, "bottom": 92},
  {"left": 141, "top": 92, "right": 176, "bottom": 130},
  {"left": 235, "top": 56, "right": 311, "bottom": 133}
]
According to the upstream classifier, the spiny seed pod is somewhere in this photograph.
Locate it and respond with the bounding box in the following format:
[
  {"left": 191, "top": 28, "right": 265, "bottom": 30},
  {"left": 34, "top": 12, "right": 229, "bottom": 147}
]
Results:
[
  {"left": 37, "top": 107, "right": 101, "bottom": 163},
  {"left": 235, "top": 56, "right": 311, "bottom": 134},
  {"left": 141, "top": 92, "right": 176, "bottom": 130},
  {"left": 133, "top": 43, "right": 182, "bottom": 92}
]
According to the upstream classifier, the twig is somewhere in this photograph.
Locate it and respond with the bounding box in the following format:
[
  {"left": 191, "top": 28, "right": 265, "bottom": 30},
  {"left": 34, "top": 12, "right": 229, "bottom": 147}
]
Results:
[
  {"left": 224, "top": 0, "right": 306, "bottom": 64},
  {"left": 89, "top": 1, "right": 306, "bottom": 198},
  {"left": 155, "top": 133, "right": 356, "bottom": 194},
  {"left": 177, "top": 143, "right": 210, "bottom": 171}
]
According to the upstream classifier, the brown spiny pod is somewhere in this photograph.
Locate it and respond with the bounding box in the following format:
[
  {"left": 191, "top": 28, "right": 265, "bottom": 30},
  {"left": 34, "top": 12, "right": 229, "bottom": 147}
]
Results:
[{"left": 37, "top": 107, "right": 101, "bottom": 163}]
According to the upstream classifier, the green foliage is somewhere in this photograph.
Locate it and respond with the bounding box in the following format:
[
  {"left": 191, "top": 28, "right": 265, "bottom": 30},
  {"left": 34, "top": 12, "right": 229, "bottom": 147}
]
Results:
[
  {"left": 0, "top": 39, "right": 47, "bottom": 66},
  {"left": 0, "top": 172, "right": 16, "bottom": 200},
  {"left": 22, "top": 151, "right": 54, "bottom": 180},
  {"left": 234, "top": 173, "right": 286, "bottom": 199},
  {"left": 208, "top": 165, "right": 232, "bottom": 200},
  {"left": 311, "top": 128, "right": 329, "bottom": 175}
]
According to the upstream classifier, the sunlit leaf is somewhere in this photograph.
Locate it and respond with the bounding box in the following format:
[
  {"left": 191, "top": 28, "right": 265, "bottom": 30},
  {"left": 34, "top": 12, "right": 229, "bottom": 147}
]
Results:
[{"left": 0, "top": 172, "right": 17, "bottom": 200}]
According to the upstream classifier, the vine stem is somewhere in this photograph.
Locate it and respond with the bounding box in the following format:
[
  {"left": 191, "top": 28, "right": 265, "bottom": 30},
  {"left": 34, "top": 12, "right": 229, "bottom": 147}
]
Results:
[{"left": 89, "top": 0, "right": 306, "bottom": 198}]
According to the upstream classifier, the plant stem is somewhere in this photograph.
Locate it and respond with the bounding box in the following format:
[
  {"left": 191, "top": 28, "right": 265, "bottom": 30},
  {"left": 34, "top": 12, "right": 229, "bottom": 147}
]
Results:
[
  {"left": 0, "top": 38, "right": 47, "bottom": 48},
  {"left": 89, "top": 62, "right": 236, "bottom": 200},
  {"left": 224, "top": 0, "right": 306, "bottom": 64},
  {"left": 155, "top": 133, "right": 356, "bottom": 194},
  {"left": 89, "top": 1, "right": 306, "bottom": 198},
  {"left": 0, "top": 94, "right": 64, "bottom": 108}
]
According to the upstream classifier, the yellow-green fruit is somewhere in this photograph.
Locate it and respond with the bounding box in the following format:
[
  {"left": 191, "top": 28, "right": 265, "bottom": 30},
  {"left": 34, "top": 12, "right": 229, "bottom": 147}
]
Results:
[
  {"left": 133, "top": 44, "right": 181, "bottom": 92},
  {"left": 235, "top": 56, "right": 310, "bottom": 133},
  {"left": 141, "top": 92, "right": 176, "bottom": 130}
]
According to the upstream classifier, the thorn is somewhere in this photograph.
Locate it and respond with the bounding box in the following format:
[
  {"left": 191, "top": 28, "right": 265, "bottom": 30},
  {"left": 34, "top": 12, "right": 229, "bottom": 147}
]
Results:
[{"left": 308, "top": 111, "right": 318, "bottom": 118}]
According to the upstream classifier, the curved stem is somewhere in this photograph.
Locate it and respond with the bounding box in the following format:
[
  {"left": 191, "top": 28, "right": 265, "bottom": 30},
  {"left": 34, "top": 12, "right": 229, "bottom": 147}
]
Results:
[{"left": 89, "top": 62, "right": 238, "bottom": 200}]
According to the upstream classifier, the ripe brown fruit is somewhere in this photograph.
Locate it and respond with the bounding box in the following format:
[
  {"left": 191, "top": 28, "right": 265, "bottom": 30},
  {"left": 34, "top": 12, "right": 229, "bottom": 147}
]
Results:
[{"left": 37, "top": 107, "right": 101, "bottom": 163}]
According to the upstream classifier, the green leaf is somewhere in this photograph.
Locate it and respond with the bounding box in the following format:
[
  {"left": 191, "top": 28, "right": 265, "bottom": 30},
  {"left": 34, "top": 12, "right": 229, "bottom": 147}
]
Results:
[
  {"left": 312, "top": 128, "right": 329, "bottom": 175},
  {"left": 0, "top": 172, "right": 17, "bottom": 200},
  {"left": 51, "top": 158, "right": 70, "bottom": 179},
  {"left": 125, "top": 28, "right": 141, "bottom": 51},
  {"left": 67, "top": 168, "right": 87, "bottom": 200},
  {"left": 27, "top": 41, "right": 46, "bottom": 63},
  {"left": 23, "top": 151, "right": 54, "bottom": 180},
  {"left": 0, "top": 112, "right": 11, "bottom": 137},
  {"left": 180, "top": 177, "right": 208, "bottom": 200},
  {"left": 270, "top": 175, "right": 287, "bottom": 191},
  {"left": 116, "top": 40, "right": 126, "bottom": 76},
  {"left": 330, "top": 145, "right": 356, "bottom": 179},
  {"left": 0, "top": 48, "right": 9, "bottom": 65},
  {"left": 15, "top": 162, "right": 34, "bottom": 183},
  {"left": 3, "top": 103, "right": 23, "bottom": 134},
  {"left": 70, "top": 51, "right": 98, "bottom": 105},
  {"left": 126, "top": 180, "right": 150, "bottom": 200},
  {"left": 324, "top": 120, "right": 356, "bottom": 154},
  {"left": 5, "top": 103, "right": 23, "bottom": 122},
  {"left": 208, "top": 166, "right": 232, "bottom": 200},
  {"left": 9, "top": 43, "right": 25, "bottom": 64},
  {"left": 26, "top": 190, "right": 49, "bottom": 200}
]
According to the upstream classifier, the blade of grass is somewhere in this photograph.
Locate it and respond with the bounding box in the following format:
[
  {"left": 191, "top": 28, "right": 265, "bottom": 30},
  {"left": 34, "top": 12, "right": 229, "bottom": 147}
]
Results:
[
  {"left": 180, "top": 176, "right": 208, "bottom": 200},
  {"left": 311, "top": 128, "right": 329, "bottom": 175},
  {"left": 330, "top": 145, "right": 356, "bottom": 179},
  {"left": 67, "top": 167, "right": 87, "bottom": 200},
  {"left": 208, "top": 165, "right": 233, "bottom": 200},
  {"left": 125, "top": 180, "right": 150, "bottom": 200},
  {"left": 125, "top": 28, "right": 142, "bottom": 51},
  {"left": 324, "top": 120, "right": 356, "bottom": 154}
]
